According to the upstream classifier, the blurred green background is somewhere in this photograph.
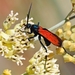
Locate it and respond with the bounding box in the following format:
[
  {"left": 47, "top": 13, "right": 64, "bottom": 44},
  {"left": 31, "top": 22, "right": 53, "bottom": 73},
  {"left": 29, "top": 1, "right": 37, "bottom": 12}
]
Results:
[{"left": 0, "top": 0, "right": 75, "bottom": 75}]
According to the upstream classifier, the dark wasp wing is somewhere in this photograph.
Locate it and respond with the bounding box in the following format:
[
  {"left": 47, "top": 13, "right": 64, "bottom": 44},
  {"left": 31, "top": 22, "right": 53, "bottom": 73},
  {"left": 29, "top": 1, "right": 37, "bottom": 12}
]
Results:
[
  {"left": 43, "top": 37, "right": 51, "bottom": 46},
  {"left": 38, "top": 26, "right": 62, "bottom": 47}
]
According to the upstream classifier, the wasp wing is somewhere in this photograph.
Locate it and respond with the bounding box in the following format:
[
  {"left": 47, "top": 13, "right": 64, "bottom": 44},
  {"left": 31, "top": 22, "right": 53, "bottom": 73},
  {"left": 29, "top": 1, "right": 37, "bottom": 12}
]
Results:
[
  {"left": 38, "top": 26, "right": 62, "bottom": 47},
  {"left": 43, "top": 37, "right": 51, "bottom": 46}
]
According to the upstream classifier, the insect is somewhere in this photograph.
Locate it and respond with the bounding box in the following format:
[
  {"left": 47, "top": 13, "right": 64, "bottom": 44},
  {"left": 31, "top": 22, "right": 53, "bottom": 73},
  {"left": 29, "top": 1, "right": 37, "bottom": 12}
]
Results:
[{"left": 25, "top": 4, "right": 65, "bottom": 53}]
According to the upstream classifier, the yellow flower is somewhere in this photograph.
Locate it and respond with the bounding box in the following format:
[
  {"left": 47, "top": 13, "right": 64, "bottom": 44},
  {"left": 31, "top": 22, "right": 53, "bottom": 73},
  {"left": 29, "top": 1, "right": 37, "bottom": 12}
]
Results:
[
  {"left": 56, "top": 47, "right": 65, "bottom": 55},
  {"left": 63, "top": 22, "right": 71, "bottom": 31},
  {"left": 63, "top": 53, "right": 75, "bottom": 64},
  {"left": 2, "top": 69, "right": 11, "bottom": 75}
]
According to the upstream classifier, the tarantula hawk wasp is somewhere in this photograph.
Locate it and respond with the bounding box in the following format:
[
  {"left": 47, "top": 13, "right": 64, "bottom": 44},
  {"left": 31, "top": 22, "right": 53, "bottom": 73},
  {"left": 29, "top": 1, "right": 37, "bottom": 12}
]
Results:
[
  {"left": 24, "top": 4, "right": 66, "bottom": 53},
  {"left": 23, "top": 3, "right": 75, "bottom": 61},
  {"left": 22, "top": 3, "right": 75, "bottom": 69}
]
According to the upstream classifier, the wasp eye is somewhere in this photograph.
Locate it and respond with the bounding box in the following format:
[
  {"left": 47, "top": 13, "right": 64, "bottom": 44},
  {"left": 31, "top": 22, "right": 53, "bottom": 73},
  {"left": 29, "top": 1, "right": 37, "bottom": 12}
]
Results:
[{"left": 27, "top": 24, "right": 31, "bottom": 28}]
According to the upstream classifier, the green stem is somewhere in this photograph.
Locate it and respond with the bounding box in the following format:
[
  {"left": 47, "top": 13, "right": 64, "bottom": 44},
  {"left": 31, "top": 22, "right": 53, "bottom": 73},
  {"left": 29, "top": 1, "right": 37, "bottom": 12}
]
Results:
[{"left": 48, "top": 19, "right": 65, "bottom": 31}]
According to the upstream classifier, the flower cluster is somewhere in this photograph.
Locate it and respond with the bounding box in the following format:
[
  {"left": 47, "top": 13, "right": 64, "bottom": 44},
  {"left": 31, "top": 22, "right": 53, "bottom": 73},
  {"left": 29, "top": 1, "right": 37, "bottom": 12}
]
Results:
[
  {"left": 0, "top": 10, "right": 35, "bottom": 65},
  {"left": 56, "top": 21, "right": 75, "bottom": 64},
  {"left": 22, "top": 47, "right": 60, "bottom": 75}
]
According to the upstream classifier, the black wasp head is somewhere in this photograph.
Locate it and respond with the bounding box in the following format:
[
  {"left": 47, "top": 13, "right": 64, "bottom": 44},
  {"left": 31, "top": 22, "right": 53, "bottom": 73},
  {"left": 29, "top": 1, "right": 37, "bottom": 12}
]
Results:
[{"left": 25, "top": 23, "right": 32, "bottom": 29}]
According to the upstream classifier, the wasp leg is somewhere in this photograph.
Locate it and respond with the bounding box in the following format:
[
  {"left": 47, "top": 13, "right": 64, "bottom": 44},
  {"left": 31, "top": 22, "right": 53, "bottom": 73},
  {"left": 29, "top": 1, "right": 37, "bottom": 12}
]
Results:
[
  {"left": 62, "top": 47, "right": 73, "bottom": 56},
  {"left": 28, "top": 33, "right": 37, "bottom": 41},
  {"left": 38, "top": 35, "right": 47, "bottom": 52},
  {"left": 38, "top": 35, "right": 48, "bottom": 70}
]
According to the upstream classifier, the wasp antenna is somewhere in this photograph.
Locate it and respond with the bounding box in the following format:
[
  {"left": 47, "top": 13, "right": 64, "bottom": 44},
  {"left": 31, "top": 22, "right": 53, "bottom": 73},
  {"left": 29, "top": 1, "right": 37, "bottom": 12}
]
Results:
[
  {"left": 27, "top": 3, "right": 32, "bottom": 25},
  {"left": 37, "top": 22, "right": 40, "bottom": 26}
]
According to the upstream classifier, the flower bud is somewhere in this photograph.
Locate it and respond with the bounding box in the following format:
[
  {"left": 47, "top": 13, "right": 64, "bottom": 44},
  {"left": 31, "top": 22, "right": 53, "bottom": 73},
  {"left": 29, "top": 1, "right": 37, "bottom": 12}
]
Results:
[
  {"left": 63, "top": 22, "right": 71, "bottom": 31},
  {"left": 69, "top": 43, "right": 75, "bottom": 51},
  {"left": 63, "top": 30, "right": 72, "bottom": 39},
  {"left": 62, "top": 40, "right": 72, "bottom": 49},
  {"left": 71, "top": 33, "right": 75, "bottom": 41},
  {"left": 56, "top": 28, "right": 63, "bottom": 38},
  {"left": 56, "top": 47, "right": 65, "bottom": 55}
]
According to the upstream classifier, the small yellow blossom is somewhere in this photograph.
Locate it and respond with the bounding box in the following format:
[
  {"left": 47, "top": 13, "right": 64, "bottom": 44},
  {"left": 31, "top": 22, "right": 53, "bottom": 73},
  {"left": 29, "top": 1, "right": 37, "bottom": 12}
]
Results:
[
  {"left": 56, "top": 28, "right": 63, "bottom": 38},
  {"left": 56, "top": 47, "right": 65, "bottom": 55},
  {"left": 71, "top": 33, "right": 75, "bottom": 41},
  {"left": 71, "top": 25, "right": 75, "bottom": 32},
  {"left": 63, "top": 30, "right": 72, "bottom": 40},
  {"left": 62, "top": 21, "right": 71, "bottom": 31},
  {"left": 69, "top": 43, "right": 75, "bottom": 51},
  {"left": 62, "top": 40, "right": 72, "bottom": 49},
  {"left": 2, "top": 69, "right": 12, "bottom": 75},
  {"left": 63, "top": 53, "right": 75, "bottom": 64}
]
